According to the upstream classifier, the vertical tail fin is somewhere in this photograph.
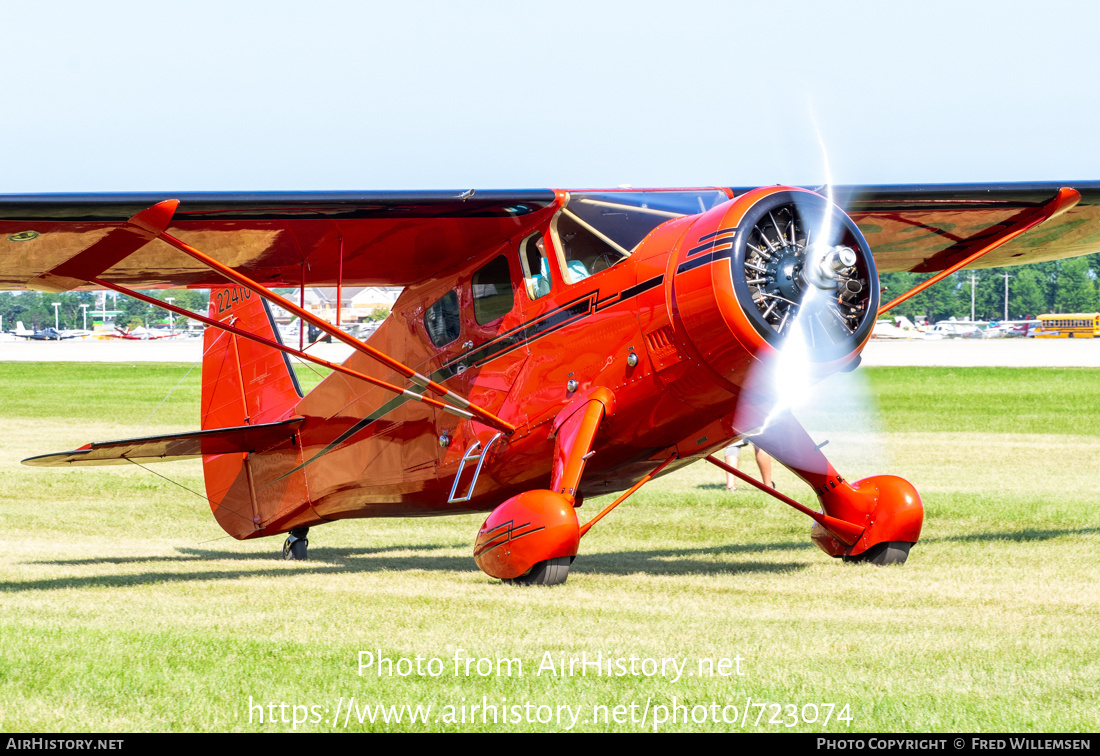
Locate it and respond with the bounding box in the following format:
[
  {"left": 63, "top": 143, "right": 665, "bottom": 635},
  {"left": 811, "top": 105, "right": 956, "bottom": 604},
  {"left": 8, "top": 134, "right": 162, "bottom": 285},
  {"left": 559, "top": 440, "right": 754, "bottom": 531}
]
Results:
[
  {"left": 200, "top": 286, "right": 312, "bottom": 540},
  {"left": 201, "top": 286, "right": 302, "bottom": 430}
]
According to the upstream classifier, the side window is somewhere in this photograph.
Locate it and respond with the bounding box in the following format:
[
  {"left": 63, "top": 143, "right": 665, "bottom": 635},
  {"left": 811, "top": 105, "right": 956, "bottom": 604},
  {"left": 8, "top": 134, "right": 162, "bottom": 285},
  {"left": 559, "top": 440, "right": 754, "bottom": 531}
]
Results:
[
  {"left": 518, "top": 232, "right": 552, "bottom": 301},
  {"left": 424, "top": 291, "right": 460, "bottom": 347},
  {"left": 472, "top": 255, "right": 515, "bottom": 325}
]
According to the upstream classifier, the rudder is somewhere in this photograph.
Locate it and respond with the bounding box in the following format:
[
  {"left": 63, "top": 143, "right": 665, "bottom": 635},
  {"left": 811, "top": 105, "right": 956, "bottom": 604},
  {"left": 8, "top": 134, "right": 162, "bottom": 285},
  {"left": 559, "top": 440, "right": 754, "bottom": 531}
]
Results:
[
  {"left": 201, "top": 286, "right": 302, "bottom": 430},
  {"left": 200, "top": 285, "right": 311, "bottom": 539}
]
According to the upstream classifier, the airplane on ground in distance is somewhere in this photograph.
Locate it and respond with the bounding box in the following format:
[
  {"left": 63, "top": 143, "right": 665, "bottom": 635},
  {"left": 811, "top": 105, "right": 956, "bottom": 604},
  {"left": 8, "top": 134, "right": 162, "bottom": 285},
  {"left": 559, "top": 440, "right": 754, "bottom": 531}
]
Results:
[
  {"left": 926, "top": 319, "right": 984, "bottom": 338},
  {"left": 925, "top": 318, "right": 1037, "bottom": 338},
  {"left": 954, "top": 320, "right": 1035, "bottom": 338},
  {"left": 989, "top": 321, "right": 1036, "bottom": 338},
  {"left": 12, "top": 321, "right": 88, "bottom": 340},
  {"left": 105, "top": 325, "right": 182, "bottom": 340},
  {"left": 2, "top": 182, "right": 1096, "bottom": 584},
  {"left": 871, "top": 315, "right": 943, "bottom": 340}
]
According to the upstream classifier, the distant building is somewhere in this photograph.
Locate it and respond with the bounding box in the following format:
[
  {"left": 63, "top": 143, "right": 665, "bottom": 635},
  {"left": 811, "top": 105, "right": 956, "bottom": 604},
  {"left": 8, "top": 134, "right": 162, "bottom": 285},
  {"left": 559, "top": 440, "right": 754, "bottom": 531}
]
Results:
[{"left": 270, "top": 287, "right": 401, "bottom": 324}]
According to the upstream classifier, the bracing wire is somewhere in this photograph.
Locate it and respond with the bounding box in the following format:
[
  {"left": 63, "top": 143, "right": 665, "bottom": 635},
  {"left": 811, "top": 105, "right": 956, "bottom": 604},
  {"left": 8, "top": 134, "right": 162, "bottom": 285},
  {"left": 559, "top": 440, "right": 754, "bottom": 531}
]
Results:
[
  {"left": 123, "top": 457, "right": 256, "bottom": 528},
  {"left": 138, "top": 361, "right": 200, "bottom": 429}
]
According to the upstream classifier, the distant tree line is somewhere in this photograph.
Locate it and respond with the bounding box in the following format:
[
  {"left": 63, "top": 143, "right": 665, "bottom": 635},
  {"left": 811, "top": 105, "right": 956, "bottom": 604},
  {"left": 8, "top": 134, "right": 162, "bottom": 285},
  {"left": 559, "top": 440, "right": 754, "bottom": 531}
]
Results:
[
  {"left": 3, "top": 255, "right": 1098, "bottom": 332},
  {"left": 876, "top": 252, "right": 1100, "bottom": 322},
  {"left": 0, "top": 290, "right": 210, "bottom": 332}
]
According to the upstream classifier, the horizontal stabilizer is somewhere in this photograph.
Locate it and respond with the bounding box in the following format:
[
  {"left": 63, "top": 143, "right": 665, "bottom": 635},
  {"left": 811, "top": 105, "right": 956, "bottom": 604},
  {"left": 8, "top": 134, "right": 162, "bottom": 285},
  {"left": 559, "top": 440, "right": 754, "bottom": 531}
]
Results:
[{"left": 21, "top": 417, "right": 304, "bottom": 468}]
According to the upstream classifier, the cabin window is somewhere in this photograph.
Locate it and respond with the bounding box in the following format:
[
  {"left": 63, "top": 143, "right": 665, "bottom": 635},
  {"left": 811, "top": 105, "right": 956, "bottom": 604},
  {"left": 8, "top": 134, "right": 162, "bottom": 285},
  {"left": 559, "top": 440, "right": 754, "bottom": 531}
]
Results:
[
  {"left": 424, "top": 290, "right": 460, "bottom": 347},
  {"left": 518, "top": 233, "right": 552, "bottom": 301},
  {"left": 472, "top": 255, "right": 515, "bottom": 325}
]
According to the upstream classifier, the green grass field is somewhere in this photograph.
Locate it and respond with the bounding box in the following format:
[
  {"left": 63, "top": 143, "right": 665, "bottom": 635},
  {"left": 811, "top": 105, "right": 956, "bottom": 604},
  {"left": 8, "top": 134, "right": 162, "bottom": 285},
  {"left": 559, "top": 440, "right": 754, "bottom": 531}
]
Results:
[{"left": 0, "top": 363, "right": 1097, "bottom": 732}]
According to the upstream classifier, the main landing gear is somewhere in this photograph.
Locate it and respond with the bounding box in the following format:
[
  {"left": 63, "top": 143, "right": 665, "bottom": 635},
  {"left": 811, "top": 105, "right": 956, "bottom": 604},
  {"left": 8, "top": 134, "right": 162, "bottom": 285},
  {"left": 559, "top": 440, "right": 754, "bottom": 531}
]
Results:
[
  {"left": 706, "top": 449, "right": 923, "bottom": 567},
  {"left": 842, "top": 541, "right": 912, "bottom": 566},
  {"left": 474, "top": 390, "right": 620, "bottom": 588},
  {"left": 282, "top": 528, "right": 309, "bottom": 560},
  {"left": 503, "top": 556, "right": 573, "bottom": 586}
]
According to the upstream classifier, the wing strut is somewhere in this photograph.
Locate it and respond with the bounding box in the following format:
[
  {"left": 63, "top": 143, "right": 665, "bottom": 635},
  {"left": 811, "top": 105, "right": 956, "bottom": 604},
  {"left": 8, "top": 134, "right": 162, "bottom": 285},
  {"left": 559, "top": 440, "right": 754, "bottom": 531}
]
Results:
[
  {"left": 877, "top": 187, "right": 1080, "bottom": 315},
  {"left": 88, "top": 279, "right": 478, "bottom": 422},
  {"left": 152, "top": 230, "right": 515, "bottom": 433},
  {"left": 30, "top": 197, "right": 515, "bottom": 433},
  {"left": 25, "top": 200, "right": 179, "bottom": 293},
  {"left": 578, "top": 455, "right": 676, "bottom": 538},
  {"left": 703, "top": 454, "right": 864, "bottom": 545}
]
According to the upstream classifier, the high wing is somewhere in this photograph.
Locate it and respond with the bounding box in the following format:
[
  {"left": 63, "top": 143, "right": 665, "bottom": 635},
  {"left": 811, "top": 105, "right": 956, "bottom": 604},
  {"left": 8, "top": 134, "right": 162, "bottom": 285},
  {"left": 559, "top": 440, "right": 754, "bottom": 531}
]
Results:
[
  {"left": 1, "top": 183, "right": 1097, "bottom": 293},
  {"left": 0, "top": 190, "right": 558, "bottom": 290},
  {"left": 21, "top": 418, "right": 304, "bottom": 467},
  {"left": 831, "top": 182, "right": 1100, "bottom": 273}
]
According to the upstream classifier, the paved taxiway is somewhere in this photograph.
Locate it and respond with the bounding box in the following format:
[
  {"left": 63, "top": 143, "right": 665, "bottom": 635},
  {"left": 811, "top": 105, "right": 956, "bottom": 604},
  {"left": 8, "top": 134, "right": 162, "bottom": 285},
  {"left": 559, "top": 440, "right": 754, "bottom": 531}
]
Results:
[{"left": 1, "top": 336, "right": 1098, "bottom": 368}]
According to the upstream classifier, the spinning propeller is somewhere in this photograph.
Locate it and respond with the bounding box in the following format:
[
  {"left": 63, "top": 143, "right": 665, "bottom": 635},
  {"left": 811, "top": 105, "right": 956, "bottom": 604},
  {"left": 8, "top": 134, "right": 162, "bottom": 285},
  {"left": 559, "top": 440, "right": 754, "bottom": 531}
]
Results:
[
  {"left": 717, "top": 179, "right": 914, "bottom": 563},
  {"left": 740, "top": 202, "right": 865, "bottom": 345},
  {"left": 731, "top": 184, "right": 880, "bottom": 443}
]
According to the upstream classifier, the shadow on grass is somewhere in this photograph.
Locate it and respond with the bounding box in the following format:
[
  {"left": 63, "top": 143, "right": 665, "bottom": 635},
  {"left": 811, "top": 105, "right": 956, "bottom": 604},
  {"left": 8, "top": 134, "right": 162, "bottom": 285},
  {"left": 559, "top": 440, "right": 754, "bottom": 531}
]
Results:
[
  {"left": 580, "top": 545, "right": 810, "bottom": 577},
  {"left": 30, "top": 543, "right": 465, "bottom": 567},
  {"left": 695, "top": 482, "right": 785, "bottom": 496},
  {"left": 7, "top": 540, "right": 814, "bottom": 591},
  {"left": 18, "top": 527, "right": 1092, "bottom": 592},
  {"left": 924, "top": 526, "right": 1100, "bottom": 544}
]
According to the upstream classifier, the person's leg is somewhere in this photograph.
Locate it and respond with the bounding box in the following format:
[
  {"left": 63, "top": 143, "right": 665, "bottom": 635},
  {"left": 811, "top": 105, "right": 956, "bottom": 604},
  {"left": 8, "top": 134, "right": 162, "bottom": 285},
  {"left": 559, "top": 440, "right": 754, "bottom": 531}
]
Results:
[
  {"left": 754, "top": 445, "right": 774, "bottom": 489},
  {"left": 724, "top": 445, "right": 741, "bottom": 491}
]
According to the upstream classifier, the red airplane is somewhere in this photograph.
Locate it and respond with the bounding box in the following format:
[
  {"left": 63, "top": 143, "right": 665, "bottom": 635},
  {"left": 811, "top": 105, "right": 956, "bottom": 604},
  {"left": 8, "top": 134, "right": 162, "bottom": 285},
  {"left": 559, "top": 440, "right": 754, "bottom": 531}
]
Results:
[
  {"left": 2, "top": 183, "right": 1094, "bottom": 583},
  {"left": 106, "top": 325, "right": 180, "bottom": 340}
]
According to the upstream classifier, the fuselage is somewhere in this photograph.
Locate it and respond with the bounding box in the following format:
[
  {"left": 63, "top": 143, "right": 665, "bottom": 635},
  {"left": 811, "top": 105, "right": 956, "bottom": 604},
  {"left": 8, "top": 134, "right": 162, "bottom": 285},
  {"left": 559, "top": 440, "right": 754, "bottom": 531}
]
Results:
[{"left": 246, "top": 187, "right": 877, "bottom": 536}]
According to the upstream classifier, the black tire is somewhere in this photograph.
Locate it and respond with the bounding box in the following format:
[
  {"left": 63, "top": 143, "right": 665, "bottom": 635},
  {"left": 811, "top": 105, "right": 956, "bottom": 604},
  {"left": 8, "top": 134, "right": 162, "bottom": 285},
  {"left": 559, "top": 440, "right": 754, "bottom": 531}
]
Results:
[
  {"left": 843, "top": 541, "right": 911, "bottom": 566},
  {"left": 503, "top": 556, "right": 571, "bottom": 586},
  {"left": 282, "top": 530, "right": 309, "bottom": 561}
]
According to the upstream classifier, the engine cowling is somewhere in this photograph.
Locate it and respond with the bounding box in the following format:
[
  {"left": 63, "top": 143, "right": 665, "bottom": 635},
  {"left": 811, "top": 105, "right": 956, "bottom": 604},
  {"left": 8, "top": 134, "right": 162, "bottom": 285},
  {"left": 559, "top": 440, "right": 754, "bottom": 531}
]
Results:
[{"left": 669, "top": 186, "right": 879, "bottom": 392}]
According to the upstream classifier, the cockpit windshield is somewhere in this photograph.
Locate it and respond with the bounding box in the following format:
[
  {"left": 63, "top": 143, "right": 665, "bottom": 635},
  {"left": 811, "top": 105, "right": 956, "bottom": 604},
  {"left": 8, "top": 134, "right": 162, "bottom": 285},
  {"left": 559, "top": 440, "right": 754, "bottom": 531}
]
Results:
[
  {"left": 552, "top": 189, "right": 728, "bottom": 283},
  {"left": 566, "top": 190, "right": 729, "bottom": 251},
  {"left": 550, "top": 189, "right": 730, "bottom": 283}
]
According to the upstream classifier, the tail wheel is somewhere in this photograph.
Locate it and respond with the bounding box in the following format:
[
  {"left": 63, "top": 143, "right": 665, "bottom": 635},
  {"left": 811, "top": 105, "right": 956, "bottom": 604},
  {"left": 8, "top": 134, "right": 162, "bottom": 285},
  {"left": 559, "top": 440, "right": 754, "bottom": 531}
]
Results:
[
  {"left": 843, "top": 541, "right": 912, "bottom": 566},
  {"left": 282, "top": 529, "right": 309, "bottom": 561},
  {"left": 503, "top": 556, "right": 571, "bottom": 586}
]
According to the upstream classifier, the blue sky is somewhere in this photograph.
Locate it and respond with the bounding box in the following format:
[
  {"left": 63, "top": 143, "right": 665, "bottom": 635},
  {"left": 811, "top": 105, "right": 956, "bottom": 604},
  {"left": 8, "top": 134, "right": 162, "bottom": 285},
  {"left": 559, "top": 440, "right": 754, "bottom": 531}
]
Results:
[{"left": 3, "top": 0, "right": 1098, "bottom": 192}]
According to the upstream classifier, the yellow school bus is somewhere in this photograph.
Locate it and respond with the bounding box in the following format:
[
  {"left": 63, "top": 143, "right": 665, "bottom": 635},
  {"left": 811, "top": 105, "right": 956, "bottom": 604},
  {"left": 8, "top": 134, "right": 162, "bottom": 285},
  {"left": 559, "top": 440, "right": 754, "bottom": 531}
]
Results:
[{"left": 1035, "top": 313, "right": 1100, "bottom": 338}]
